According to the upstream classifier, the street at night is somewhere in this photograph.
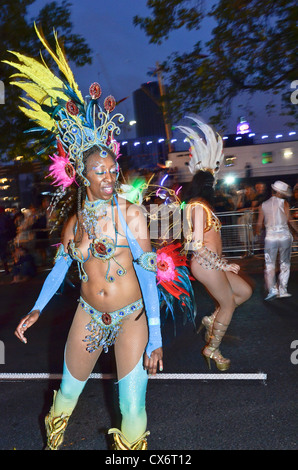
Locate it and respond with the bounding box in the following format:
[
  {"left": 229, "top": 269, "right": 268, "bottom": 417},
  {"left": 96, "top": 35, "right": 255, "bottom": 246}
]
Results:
[
  {"left": 0, "top": 256, "right": 297, "bottom": 452},
  {"left": 1, "top": 1, "right": 297, "bottom": 459}
]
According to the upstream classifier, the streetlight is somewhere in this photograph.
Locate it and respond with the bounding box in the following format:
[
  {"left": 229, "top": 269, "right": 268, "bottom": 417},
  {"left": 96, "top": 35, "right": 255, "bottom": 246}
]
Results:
[{"left": 225, "top": 175, "right": 236, "bottom": 185}]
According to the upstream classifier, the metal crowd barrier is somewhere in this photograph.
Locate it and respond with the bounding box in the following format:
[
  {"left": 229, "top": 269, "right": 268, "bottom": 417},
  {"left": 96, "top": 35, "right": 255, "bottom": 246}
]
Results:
[
  {"left": 216, "top": 210, "right": 255, "bottom": 257},
  {"left": 218, "top": 208, "right": 298, "bottom": 258}
]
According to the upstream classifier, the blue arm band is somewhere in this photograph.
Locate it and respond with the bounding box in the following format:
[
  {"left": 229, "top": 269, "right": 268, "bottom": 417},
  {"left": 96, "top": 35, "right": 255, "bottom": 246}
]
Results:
[{"left": 30, "top": 253, "right": 72, "bottom": 315}]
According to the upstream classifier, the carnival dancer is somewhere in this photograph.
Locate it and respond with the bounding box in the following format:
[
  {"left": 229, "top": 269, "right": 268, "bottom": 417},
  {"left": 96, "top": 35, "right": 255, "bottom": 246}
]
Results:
[
  {"left": 176, "top": 116, "right": 252, "bottom": 371},
  {"left": 256, "top": 180, "right": 295, "bottom": 300},
  {"left": 8, "top": 25, "right": 162, "bottom": 450}
]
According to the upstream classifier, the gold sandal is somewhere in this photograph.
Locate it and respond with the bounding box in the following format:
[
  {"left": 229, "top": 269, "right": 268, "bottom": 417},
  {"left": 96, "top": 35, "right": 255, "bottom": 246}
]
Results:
[
  {"left": 202, "top": 346, "right": 231, "bottom": 371},
  {"left": 108, "top": 428, "right": 150, "bottom": 450},
  {"left": 201, "top": 319, "right": 231, "bottom": 371},
  {"left": 197, "top": 308, "right": 219, "bottom": 342}
]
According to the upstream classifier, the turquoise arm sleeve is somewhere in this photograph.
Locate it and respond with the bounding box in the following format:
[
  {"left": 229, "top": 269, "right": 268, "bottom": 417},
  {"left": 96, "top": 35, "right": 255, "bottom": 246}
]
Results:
[
  {"left": 115, "top": 197, "right": 162, "bottom": 357},
  {"left": 30, "top": 252, "right": 72, "bottom": 315},
  {"left": 133, "top": 261, "right": 162, "bottom": 358}
]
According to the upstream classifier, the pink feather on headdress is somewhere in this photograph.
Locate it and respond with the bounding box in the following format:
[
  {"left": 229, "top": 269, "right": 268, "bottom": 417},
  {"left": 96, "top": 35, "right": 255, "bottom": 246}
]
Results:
[
  {"left": 114, "top": 141, "right": 121, "bottom": 160},
  {"left": 47, "top": 140, "right": 77, "bottom": 190},
  {"left": 106, "top": 130, "right": 121, "bottom": 161}
]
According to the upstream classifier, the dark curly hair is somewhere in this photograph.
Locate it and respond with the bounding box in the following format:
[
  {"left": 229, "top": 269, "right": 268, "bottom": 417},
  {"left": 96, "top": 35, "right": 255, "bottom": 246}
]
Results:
[{"left": 185, "top": 170, "right": 215, "bottom": 206}]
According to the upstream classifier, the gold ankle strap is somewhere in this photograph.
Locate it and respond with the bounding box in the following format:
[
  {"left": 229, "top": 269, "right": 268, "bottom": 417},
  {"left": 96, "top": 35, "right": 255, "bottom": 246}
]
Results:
[
  {"left": 209, "top": 320, "right": 229, "bottom": 348},
  {"left": 108, "top": 428, "right": 150, "bottom": 450},
  {"left": 213, "top": 320, "right": 229, "bottom": 328}
]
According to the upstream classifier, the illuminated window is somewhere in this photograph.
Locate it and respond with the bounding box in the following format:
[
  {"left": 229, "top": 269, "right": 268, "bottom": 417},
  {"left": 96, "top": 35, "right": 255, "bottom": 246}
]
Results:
[
  {"left": 224, "top": 155, "right": 237, "bottom": 166},
  {"left": 261, "top": 152, "right": 273, "bottom": 164},
  {"left": 283, "top": 149, "right": 293, "bottom": 159}
]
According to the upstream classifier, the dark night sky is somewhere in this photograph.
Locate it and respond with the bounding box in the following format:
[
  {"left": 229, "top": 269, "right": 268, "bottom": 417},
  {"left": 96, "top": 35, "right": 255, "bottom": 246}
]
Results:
[{"left": 28, "top": 0, "right": 295, "bottom": 140}]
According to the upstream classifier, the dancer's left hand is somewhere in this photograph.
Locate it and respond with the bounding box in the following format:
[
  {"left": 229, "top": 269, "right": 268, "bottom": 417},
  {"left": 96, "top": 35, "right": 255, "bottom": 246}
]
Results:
[
  {"left": 144, "top": 347, "right": 163, "bottom": 375},
  {"left": 225, "top": 263, "right": 240, "bottom": 274}
]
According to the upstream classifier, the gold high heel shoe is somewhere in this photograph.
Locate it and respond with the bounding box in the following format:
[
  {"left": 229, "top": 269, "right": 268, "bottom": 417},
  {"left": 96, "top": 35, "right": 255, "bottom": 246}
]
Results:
[
  {"left": 197, "top": 309, "right": 219, "bottom": 342},
  {"left": 202, "top": 346, "right": 230, "bottom": 371},
  {"left": 201, "top": 319, "right": 231, "bottom": 371}
]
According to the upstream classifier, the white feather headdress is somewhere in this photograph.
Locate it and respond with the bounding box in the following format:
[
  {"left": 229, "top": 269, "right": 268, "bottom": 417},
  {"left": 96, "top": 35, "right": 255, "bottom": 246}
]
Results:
[{"left": 176, "top": 116, "right": 224, "bottom": 177}]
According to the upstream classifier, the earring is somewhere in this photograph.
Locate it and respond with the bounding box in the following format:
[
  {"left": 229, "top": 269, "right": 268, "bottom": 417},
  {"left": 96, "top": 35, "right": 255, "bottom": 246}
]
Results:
[
  {"left": 114, "top": 180, "right": 121, "bottom": 193},
  {"left": 77, "top": 186, "right": 82, "bottom": 213}
]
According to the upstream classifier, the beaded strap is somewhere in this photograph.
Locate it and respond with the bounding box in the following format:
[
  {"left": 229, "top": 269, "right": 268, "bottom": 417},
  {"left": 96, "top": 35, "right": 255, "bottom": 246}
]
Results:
[{"left": 194, "top": 245, "right": 228, "bottom": 271}]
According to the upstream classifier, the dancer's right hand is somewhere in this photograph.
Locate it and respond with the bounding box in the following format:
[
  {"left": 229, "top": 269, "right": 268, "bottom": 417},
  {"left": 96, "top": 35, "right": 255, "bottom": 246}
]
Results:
[
  {"left": 15, "top": 310, "right": 40, "bottom": 344},
  {"left": 225, "top": 263, "right": 240, "bottom": 274}
]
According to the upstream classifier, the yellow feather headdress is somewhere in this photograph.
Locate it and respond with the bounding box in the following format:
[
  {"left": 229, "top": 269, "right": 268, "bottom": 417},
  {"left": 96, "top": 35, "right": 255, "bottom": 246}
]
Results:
[{"left": 3, "top": 23, "right": 124, "bottom": 188}]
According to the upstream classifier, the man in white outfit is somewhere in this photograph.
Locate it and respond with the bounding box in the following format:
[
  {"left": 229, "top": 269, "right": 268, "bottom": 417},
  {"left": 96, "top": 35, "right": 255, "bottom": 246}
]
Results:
[{"left": 256, "top": 180, "right": 294, "bottom": 300}]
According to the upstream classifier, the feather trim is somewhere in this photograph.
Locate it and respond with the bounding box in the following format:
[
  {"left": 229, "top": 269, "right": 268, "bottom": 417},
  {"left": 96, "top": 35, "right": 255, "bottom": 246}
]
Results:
[
  {"left": 156, "top": 243, "right": 196, "bottom": 332},
  {"left": 176, "top": 115, "right": 224, "bottom": 175}
]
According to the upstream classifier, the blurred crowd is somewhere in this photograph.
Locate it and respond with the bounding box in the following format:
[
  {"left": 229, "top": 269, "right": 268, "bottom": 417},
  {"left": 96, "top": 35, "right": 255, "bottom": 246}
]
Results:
[
  {"left": 124, "top": 168, "right": 298, "bottom": 216},
  {"left": 0, "top": 196, "right": 55, "bottom": 283},
  {"left": 212, "top": 180, "right": 298, "bottom": 250},
  {"left": 214, "top": 181, "right": 298, "bottom": 214},
  {"left": 0, "top": 174, "right": 297, "bottom": 283}
]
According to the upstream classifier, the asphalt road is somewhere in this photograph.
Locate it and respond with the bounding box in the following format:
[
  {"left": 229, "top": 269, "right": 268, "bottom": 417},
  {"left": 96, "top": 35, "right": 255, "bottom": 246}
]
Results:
[{"left": 0, "top": 256, "right": 297, "bottom": 453}]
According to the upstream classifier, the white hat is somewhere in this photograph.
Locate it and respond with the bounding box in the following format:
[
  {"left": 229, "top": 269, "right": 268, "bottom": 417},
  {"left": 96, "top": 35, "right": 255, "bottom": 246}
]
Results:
[{"left": 271, "top": 180, "right": 292, "bottom": 196}]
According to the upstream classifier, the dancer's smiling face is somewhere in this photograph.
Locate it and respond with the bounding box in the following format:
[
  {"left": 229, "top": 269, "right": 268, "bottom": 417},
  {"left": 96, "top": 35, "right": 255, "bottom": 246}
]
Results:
[{"left": 85, "top": 151, "right": 119, "bottom": 200}]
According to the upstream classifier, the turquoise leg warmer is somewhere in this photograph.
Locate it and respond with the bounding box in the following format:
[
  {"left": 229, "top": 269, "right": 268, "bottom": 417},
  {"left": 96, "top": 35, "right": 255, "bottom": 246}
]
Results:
[
  {"left": 54, "top": 360, "right": 88, "bottom": 416},
  {"left": 118, "top": 356, "right": 148, "bottom": 442}
]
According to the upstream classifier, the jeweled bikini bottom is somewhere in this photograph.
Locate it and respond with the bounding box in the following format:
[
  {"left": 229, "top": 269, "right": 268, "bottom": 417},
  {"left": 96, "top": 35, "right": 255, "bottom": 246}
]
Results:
[{"left": 79, "top": 296, "right": 144, "bottom": 353}]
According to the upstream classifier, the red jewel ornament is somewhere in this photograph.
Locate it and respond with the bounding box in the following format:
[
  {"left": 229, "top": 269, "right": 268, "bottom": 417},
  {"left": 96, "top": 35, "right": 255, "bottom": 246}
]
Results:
[
  {"left": 64, "top": 163, "right": 75, "bottom": 179},
  {"left": 102, "top": 313, "right": 112, "bottom": 325},
  {"left": 66, "top": 100, "right": 79, "bottom": 116},
  {"left": 104, "top": 95, "right": 116, "bottom": 113},
  {"left": 157, "top": 260, "right": 169, "bottom": 272},
  {"left": 94, "top": 241, "right": 107, "bottom": 256},
  {"left": 89, "top": 82, "right": 102, "bottom": 100}
]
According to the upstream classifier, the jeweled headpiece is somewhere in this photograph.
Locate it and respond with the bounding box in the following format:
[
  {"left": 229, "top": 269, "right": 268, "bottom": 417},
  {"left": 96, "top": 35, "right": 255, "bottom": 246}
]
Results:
[
  {"left": 175, "top": 115, "right": 224, "bottom": 178},
  {"left": 3, "top": 24, "right": 124, "bottom": 188}
]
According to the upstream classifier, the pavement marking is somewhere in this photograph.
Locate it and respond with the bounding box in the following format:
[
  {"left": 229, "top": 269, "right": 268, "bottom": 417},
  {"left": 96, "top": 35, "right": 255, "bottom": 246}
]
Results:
[
  {"left": 0, "top": 372, "right": 267, "bottom": 381},
  {"left": 149, "top": 373, "right": 267, "bottom": 380}
]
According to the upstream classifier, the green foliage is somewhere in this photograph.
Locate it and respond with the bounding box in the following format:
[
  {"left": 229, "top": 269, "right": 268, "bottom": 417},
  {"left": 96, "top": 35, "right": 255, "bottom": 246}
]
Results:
[
  {"left": 134, "top": 0, "right": 203, "bottom": 44},
  {"left": 1, "top": 0, "right": 92, "bottom": 161},
  {"left": 134, "top": 0, "right": 298, "bottom": 129}
]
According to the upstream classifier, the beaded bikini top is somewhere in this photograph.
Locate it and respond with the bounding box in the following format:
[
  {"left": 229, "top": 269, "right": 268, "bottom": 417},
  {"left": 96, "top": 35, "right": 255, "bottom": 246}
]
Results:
[{"left": 68, "top": 196, "right": 129, "bottom": 283}]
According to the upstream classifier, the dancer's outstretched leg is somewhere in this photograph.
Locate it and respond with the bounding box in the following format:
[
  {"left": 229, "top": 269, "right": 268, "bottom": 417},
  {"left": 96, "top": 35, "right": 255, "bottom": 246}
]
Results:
[{"left": 191, "top": 259, "right": 251, "bottom": 370}]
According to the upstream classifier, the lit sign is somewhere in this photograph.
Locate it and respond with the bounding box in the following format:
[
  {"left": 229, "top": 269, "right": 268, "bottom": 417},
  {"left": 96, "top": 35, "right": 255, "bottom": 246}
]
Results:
[
  {"left": 283, "top": 149, "right": 293, "bottom": 159},
  {"left": 262, "top": 152, "right": 273, "bottom": 164},
  {"left": 237, "top": 117, "right": 251, "bottom": 134},
  {"left": 224, "top": 155, "right": 237, "bottom": 166}
]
